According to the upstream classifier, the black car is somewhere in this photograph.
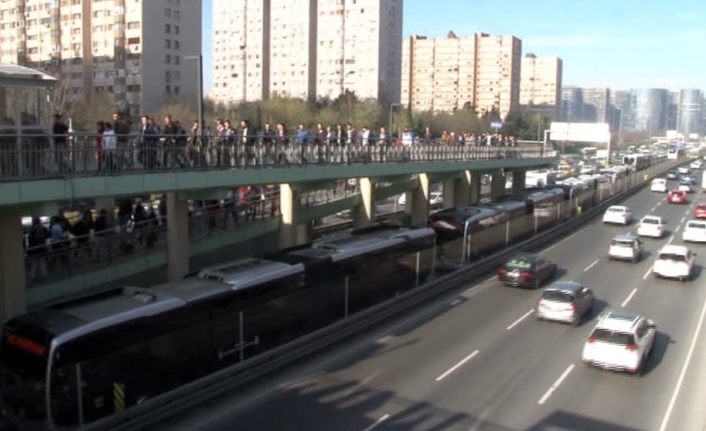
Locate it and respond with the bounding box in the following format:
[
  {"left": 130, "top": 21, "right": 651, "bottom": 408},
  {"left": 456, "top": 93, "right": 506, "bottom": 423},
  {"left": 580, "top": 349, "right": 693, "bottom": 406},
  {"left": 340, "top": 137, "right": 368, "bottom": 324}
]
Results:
[
  {"left": 666, "top": 170, "right": 678, "bottom": 180},
  {"left": 497, "top": 252, "right": 558, "bottom": 288}
]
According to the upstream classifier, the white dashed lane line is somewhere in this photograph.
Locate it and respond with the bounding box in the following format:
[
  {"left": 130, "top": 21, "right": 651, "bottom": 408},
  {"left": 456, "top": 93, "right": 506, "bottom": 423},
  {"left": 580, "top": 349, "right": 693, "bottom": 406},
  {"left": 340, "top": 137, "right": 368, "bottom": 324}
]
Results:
[{"left": 584, "top": 259, "right": 600, "bottom": 272}]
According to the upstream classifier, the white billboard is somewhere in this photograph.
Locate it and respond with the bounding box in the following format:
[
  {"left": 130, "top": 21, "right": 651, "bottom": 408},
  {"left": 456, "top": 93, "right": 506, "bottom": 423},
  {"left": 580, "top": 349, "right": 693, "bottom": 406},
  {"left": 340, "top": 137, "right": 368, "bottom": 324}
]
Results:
[{"left": 549, "top": 122, "right": 611, "bottom": 143}]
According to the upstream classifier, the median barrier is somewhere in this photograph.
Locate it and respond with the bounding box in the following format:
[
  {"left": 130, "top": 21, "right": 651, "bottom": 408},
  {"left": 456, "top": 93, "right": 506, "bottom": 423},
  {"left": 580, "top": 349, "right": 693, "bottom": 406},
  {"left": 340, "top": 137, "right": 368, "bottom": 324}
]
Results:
[{"left": 76, "top": 158, "right": 684, "bottom": 431}]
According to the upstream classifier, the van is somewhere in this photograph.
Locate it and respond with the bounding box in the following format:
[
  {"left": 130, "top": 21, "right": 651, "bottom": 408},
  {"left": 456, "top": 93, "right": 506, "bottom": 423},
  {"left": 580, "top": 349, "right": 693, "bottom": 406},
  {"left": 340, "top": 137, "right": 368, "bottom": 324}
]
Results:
[{"left": 650, "top": 178, "right": 667, "bottom": 193}]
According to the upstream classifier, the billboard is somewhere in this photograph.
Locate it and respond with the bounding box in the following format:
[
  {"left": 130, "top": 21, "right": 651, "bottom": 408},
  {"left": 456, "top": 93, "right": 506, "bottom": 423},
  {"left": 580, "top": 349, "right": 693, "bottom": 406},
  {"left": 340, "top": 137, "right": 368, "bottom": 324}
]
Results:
[{"left": 549, "top": 122, "right": 611, "bottom": 143}]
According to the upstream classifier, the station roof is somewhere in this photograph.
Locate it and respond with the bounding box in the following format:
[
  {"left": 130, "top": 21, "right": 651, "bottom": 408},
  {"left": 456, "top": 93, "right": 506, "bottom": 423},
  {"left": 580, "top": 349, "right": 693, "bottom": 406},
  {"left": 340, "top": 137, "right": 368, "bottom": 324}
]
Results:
[{"left": 0, "top": 63, "right": 57, "bottom": 88}]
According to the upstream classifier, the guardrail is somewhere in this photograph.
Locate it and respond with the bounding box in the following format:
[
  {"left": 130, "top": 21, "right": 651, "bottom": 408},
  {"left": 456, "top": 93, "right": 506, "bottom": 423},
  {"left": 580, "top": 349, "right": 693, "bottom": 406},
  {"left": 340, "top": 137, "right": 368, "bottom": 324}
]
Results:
[{"left": 73, "top": 157, "right": 683, "bottom": 431}]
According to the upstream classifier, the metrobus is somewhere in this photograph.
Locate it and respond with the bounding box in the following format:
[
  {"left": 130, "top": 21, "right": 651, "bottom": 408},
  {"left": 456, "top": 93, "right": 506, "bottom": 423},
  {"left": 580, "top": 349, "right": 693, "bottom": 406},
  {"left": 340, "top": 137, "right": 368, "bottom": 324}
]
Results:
[
  {"left": 668, "top": 145, "right": 685, "bottom": 160},
  {"left": 580, "top": 147, "right": 598, "bottom": 160}
]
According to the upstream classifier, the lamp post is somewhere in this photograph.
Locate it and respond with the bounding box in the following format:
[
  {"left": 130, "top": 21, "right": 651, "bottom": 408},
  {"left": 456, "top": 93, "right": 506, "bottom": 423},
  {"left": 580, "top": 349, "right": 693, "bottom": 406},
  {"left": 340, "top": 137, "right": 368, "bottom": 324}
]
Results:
[
  {"left": 184, "top": 55, "right": 204, "bottom": 142},
  {"left": 389, "top": 103, "right": 400, "bottom": 136}
]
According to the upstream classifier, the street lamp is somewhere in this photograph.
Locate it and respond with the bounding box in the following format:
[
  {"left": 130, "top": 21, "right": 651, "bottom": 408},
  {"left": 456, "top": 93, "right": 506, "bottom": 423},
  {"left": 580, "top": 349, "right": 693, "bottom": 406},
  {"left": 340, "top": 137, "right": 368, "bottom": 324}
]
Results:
[
  {"left": 389, "top": 103, "right": 401, "bottom": 136},
  {"left": 184, "top": 54, "right": 204, "bottom": 141}
]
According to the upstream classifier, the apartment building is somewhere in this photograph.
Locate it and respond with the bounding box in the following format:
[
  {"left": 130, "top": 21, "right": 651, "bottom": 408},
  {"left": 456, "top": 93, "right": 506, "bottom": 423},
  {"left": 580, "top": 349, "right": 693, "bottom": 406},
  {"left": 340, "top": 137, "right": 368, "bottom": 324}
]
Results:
[
  {"left": 519, "top": 53, "right": 562, "bottom": 119},
  {"left": 581, "top": 87, "right": 610, "bottom": 123},
  {"left": 401, "top": 32, "right": 522, "bottom": 119},
  {"left": 210, "top": 0, "right": 403, "bottom": 105},
  {"left": 0, "top": 0, "right": 202, "bottom": 116}
]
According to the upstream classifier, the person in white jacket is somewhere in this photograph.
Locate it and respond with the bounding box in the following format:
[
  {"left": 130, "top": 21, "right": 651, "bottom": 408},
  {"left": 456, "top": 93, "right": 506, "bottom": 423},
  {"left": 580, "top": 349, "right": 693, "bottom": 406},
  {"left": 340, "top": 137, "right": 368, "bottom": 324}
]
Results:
[{"left": 103, "top": 122, "right": 117, "bottom": 171}]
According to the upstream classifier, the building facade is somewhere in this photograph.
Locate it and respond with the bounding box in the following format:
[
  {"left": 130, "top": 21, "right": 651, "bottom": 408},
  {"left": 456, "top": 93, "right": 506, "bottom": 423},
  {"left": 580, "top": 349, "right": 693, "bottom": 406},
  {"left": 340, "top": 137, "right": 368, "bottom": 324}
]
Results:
[
  {"left": 628, "top": 88, "right": 669, "bottom": 132},
  {"left": 678, "top": 89, "right": 702, "bottom": 136},
  {"left": 519, "top": 53, "right": 562, "bottom": 119},
  {"left": 0, "top": 0, "right": 202, "bottom": 116},
  {"left": 560, "top": 86, "right": 583, "bottom": 122},
  {"left": 401, "top": 32, "right": 522, "bottom": 119},
  {"left": 580, "top": 87, "right": 610, "bottom": 123},
  {"left": 211, "top": 0, "right": 403, "bottom": 105}
]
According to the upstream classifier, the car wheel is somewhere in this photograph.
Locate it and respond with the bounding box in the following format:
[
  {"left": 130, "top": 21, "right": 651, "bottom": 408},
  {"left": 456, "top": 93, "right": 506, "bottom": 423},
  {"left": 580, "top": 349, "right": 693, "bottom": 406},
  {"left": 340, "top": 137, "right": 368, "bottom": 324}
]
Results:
[{"left": 572, "top": 315, "right": 581, "bottom": 327}]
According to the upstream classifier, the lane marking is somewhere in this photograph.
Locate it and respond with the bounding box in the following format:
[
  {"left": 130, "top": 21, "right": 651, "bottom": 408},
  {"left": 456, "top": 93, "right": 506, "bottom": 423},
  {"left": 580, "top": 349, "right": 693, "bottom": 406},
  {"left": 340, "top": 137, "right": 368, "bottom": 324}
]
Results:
[
  {"left": 507, "top": 309, "right": 534, "bottom": 330},
  {"left": 643, "top": 266, "right": 653, "bottom": 280},
  {"left": 668, "top": 235, "right": 675, "bottom": 244},
  {"left": 538, "top": 364, "right": 575, "bottom": 405},
  {"left": 450, "top": 299, "right": 462, "bottom": 306},
  {"left": 621, "top": 288, "right": 638, "bottom": 308},
  {"left": 674, "top": 225, "right": 681, "bottom": 233},
  {"left": 658, "top": 286, "right": 706, "bottom": 431},
  {"left": 377, "top": 335, "right": 394, "bottom": 344},
  {"left": 362, "top": 414, "right": 390, "bottom": 431},
  {"left": 436, "top": 350, "right": 480, "bottom": 382},
  {"left": 584, "top": 259, "right": 599, "bottom": 272}
]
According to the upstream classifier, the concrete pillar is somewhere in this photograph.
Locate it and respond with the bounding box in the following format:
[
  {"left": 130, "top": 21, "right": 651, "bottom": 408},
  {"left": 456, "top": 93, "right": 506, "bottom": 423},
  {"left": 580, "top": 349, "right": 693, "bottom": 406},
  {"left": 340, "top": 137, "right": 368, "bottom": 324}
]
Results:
[
  {"left": 166, "top": 192, "right": 190, "bottom": 281},
  {"left": 279, "top": 184, "right": 297, "bottom": 248},
  {"left": 0, "top": 207, "right": 26, "bottom": 323},
  {"left": 352, "top": 178, "right": 375, "bottom": 229},
  {"left": 512, "top": 170, "right": 527, "bottom": 194},
  {"left": 443, "top": 171, "right": 472, "bottom": 209},
  {"left": 405, "top": 174, "right": 430, "bottom": 226},
  {"left": 442, "top": 179, "right": 456, "bottom": 209},
  {"left": 470, "top": 172, "right": 482, "bottom": 205},
  {"left": 491, "top": 171, "right": 506, "bottom": 199}
]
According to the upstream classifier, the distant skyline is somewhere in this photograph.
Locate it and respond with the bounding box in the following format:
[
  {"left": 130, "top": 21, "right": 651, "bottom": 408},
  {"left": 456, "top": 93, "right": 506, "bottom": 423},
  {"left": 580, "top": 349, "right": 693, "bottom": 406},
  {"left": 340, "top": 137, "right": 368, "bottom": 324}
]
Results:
[{"left": 201, "top": 0, "right": 706, "bottom": 94}]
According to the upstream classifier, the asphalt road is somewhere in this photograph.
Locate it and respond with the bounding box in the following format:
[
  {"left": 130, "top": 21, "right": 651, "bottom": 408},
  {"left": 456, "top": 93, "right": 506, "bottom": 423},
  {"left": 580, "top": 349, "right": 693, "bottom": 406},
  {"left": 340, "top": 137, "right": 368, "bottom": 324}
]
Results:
[{"left": 162, "top": 178, "right": 706, "bottom": 431}]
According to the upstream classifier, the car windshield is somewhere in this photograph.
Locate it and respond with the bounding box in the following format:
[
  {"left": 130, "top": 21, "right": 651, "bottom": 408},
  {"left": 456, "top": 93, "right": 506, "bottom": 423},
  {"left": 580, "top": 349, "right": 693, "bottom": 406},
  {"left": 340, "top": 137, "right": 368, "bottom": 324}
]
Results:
[
  {"left": 641, "top": 218, "right": 659, "bottom": 225},
  {"left": 698, "top": 205, "right": 706, "bottom": 209},
  {"left": 613, "top": 240, "right": 634, "bottom": 247},
  {"left": 505, "top": 257, "right": 533, "bottom": 269},
  {"left": 687, "top": 222, "right": 706, "bottom": 230},
  {"left": 590, "top": 328, "right": 636, "bottom": 346},
  {"left": 541, "top": 290, "right": 574, "bottom": 303},
  {"left": 658, "top": 253, "right": 686, "bottom": 262},
  {"left": 607, "top": 207, "right": 624, "bottom": 213}
]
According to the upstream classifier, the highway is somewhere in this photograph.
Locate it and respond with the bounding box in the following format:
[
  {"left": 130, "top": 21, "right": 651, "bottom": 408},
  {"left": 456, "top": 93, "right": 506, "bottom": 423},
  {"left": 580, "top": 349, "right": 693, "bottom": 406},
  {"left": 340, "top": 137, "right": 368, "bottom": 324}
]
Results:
[{"left": 164, "top": 176, "right": 706, "bottom": 431}]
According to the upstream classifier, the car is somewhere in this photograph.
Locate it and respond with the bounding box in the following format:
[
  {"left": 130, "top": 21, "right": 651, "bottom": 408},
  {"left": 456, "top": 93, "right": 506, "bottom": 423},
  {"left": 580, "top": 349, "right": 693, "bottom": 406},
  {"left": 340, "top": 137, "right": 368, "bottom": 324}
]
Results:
[
  {"left": 680, "top": 175, "right": 696, "bottom": 185},
  {"left": 666, "top": 170, "right": 679, "bottom": 180},
  {"left": 650, "top": 178, "right": 667, "bottom": 193},
  {"left": 608, "top": 235, "right": 644, "bottom": 262},
  {"left": 682, "top": 220, "right": 706, "bottom": 243},
  {"left": 694, "top": 203, "right": 706, "bottom": 219},
  {"left": 652, "top": 244, "right": 696, "bottom": 281},
  {"left": 678, "top": 166, "right": 691, "bottom": 175},
  {"left": 636, "top": 216, "right": 665, "bottom": 238},
  {"left": 581, "top": 310, "right": 657, "bottom": 376},
  {"left": 690, "top": 161, "right": 703, "bottom": 170},
  {"left": 679, "top": 182, "right": 694, "bottom": 193},
  {"left": 602, "top": 205, "right": 632, "bottom": 225},
  {"left": 497, "top": 252, "right": 558, "bottom": 289},
  {"left": 668, "top": 190, "right": 687, "bottom": 204},
  {"left": 536, "top": 281, "right": 595, "bottom": 326}
]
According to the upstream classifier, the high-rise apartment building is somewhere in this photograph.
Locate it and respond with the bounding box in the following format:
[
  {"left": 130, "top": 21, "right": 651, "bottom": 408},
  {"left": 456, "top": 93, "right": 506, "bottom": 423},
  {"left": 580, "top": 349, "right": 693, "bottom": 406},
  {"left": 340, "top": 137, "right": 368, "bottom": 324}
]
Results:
[
  {"left": 560, "top": 86, "right": 583, "bottom": 122},
  {"left": 401, "top": 32, "right": 522, "bottom": 118},
  {"left": 519, "top": 53, "right": 562, "bottom": 119},
  {"left": 580, "top": 88, "right": 610, "bottom": 123},
  {"left": 628, "top": 88, "right": 669, "bottom": 132},
  {"left": 678, "top": 89, "right": 702, "bottom": 136},
  {"left": 667, "top": 91, "right": 679, "bottom": 130},
  {"left": 211, "top": 0, "right": 403, "bottom": 105},
  {"left": 0, "top": 0, "right": 202, "bottom": 116}
]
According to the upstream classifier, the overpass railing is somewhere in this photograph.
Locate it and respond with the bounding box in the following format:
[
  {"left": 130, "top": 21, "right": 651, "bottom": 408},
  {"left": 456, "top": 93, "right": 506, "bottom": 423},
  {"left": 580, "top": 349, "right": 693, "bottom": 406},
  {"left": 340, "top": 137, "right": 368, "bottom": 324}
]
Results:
[{"left": 0, "top": 133, "right": 554, "bottom": 181}]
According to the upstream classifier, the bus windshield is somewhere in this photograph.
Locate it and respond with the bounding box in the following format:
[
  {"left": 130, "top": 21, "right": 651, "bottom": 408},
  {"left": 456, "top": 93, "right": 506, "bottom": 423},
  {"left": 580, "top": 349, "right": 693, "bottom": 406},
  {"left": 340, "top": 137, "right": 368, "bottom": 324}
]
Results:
[{"left": 0, "top": 332, "right": 49, "bottom": 421}]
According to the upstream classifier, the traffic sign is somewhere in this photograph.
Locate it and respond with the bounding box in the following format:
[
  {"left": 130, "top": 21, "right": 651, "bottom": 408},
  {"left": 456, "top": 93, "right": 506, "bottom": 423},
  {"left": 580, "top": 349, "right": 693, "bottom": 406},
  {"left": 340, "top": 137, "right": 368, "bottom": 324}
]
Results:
[{"left": 491, "top": 122, "right": 503, "bottom": 130}]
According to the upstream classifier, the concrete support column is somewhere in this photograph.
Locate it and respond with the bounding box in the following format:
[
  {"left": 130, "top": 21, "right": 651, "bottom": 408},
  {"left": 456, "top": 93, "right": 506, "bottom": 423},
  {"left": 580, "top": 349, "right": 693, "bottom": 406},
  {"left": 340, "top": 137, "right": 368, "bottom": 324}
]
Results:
[
  {"left": 512, "top": 170, "right": 527, "bottom": 194},
  {"left": 490, "top": 170, "right": 506, "bottom": 199},
  {"left": 353, "top": 178, "right": 375, "bottom": 229},
  {"left": 166, "top": 192, "right": 190, "bottom": 281},
  {"left": 0, "top": 207, "right": 26, "bottom": 323},
  {"left": 442, "top": 179, "right": 456, "bottom": 209},
  {"left": 470, "top": 172, "right": 482, "bottom": 205},
  {"left": 279, "top": 184, "right": 297, "bottom": 248},
  {"left": 405, "top": 174, "right": 430, "bottom": 226},
  {"left": 443, "top": 171, "right": 472, "bottom": 209}
]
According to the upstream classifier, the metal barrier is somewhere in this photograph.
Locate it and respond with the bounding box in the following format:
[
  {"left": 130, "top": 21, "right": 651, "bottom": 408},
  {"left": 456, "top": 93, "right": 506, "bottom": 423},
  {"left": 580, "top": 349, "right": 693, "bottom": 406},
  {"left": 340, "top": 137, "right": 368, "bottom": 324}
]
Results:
[
  {"left": 73, "top": 158, "right": 683, "bottom": 431},
  {"left": 0, "top": 133, "right": 552, "bottom": 181}
]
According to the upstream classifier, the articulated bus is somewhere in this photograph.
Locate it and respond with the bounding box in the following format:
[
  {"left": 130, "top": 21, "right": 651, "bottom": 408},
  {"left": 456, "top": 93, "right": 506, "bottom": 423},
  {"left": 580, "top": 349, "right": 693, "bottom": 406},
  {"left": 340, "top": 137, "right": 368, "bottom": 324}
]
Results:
[
  {"left": 668, "top": 145, "right": 685, "bottom": 160},
  {"left": 0, "top": 225, "right": 437, "bottom": 430}
]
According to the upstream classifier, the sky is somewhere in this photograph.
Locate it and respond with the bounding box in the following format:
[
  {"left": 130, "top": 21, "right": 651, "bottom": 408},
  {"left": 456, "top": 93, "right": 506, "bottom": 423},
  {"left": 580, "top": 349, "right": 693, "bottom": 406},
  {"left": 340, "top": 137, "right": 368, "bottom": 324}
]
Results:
[{"left": 201, "top": 0, "right": 706, "bottom": 93}]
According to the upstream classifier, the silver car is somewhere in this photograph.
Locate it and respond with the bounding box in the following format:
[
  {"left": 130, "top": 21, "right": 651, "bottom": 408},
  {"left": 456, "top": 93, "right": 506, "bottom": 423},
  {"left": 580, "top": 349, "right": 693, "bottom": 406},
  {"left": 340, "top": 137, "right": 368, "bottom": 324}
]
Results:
[{"left": 536, "top": 281, "right": 595, "bottom": 326}]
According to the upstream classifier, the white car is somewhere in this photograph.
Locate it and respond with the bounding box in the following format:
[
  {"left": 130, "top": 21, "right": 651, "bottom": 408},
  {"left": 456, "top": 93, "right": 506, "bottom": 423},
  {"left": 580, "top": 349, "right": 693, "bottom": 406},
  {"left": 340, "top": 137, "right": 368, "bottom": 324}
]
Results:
[
  {"left": 608, "top": 235, "right": 643, "bottom": 262},
  {"left": 397, "top": 191, "right": 443, "bottom": 206},
  {"left": 690, "top": 161, "right": 703, "bottom": 170},
  {"left": 650, "top": 178, "right": 668, "bottom": 193},
  {"left": 637, "top": 216, "right": 665, "bottom": 238},
  {"left": 582, "top": 310, "right": 656, "bottom": 375},
  {"left": 679, "top": 166, "right": 691, "bottom": 175},
  {"left": 603, "top": 206, "right": 632, "bottom": 225},
  {"left": 653, "top": 245, "right": 696, "bottom": 281},
  {"left": 679, "top": 183, "right": 694, "bottom": 193},
  {"left": 682, "top": 220, "right": 706, "bottom": 243}
]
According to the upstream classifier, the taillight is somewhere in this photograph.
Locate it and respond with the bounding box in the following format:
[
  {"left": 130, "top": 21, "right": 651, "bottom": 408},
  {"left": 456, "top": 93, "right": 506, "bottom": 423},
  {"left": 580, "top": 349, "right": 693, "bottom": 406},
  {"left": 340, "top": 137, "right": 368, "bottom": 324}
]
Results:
[
  {"left": 537, "top": 299, "right": 544, "bottom": 306},
  {"left": 626, "top": 344, "right": 639, "bottom": 351},
  {"left": 610, "top": 239, "right": 616, "bottom": 245},
  {"left": 570, "top": 303, "right": 578, "bottom": 311},
  {"left": 587, "top": 337, "right": 596, "bottom": 344},
  {"left": 520, "top": 271, "right": 533, "bottom": 279},
  {"left": 498, "top": 267, "right": 507, "bottom": 275}
]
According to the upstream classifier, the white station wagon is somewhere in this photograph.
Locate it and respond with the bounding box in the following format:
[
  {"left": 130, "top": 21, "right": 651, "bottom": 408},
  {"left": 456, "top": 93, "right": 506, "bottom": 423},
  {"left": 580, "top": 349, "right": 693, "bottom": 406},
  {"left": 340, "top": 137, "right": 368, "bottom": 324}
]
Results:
[
  {"left": 637, "top": 216, "right": 665, "bottom": 238},
  {"left": 603, "top": 206, "right": 632, "bottom": 225},
  {"left": 653, "top": 245, "right": 696, "bottom": 282},
  {"left": 682, "top": 220, "right": 706, "bottom": 243}
]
